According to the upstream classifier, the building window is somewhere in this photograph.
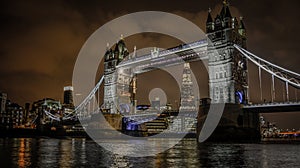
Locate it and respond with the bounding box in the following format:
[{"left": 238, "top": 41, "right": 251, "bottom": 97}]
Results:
[
  {"left": 219, "top": 72, "right": 223, "bottom": 78},
  {"left": 215, "top": 87, "right": 219, "bottom": 100},
  {"left": 224, "top": 89, "right": 228, "bottom": 100}
]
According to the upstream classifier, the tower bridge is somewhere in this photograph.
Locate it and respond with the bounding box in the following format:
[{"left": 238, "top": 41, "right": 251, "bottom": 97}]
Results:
[{"left": 40, "top": 1, "right": 300, "bottom": 140}]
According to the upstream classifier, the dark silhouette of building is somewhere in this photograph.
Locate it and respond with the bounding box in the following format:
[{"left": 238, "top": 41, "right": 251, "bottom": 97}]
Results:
[
  {"left": 63, "top": 86, "right": 74, "bottom": 108},
  {"left": 0, "top": 93, "right": 24, "bottom": 129},
  {"left": 0, "top": 92, "right": 7, "bottom": 115},
  {"left": 0, "top": 92, "right": 7, "bottom": 127},
  {"left": 24, "top": 103, "right": 30, "bottom": 124}
]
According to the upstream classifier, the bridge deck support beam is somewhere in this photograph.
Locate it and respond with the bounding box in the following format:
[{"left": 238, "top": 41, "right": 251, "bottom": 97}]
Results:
[
  {"left": 286, "top": 81, "right": 289, "bottom": 102},
  {"left": 259, "top": 66, "right": 262, "bottom": 102},
  {"left": 271, "top": 74, "right": 275, "bottom": 102},
  {"left": 296, "top": 87, "right": 298, "bottom": 102}
]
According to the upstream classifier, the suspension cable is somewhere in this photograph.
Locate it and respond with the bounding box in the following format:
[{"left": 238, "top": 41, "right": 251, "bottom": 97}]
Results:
[
  {"left": 235, "top": 45, "right": 300, "bottom": 78},
  {"left": 271, "top": 74, "right": 275, "bottom": 102},
  {"left": 296, "top": 87, "right": 298, "bottom": 102},
  {"left": 234, "top": 44, "right": 300, "bottom": 89},
  {"left": 286, "top": 81, "right": 289, "bottom": 102},
  {"left": 259, "top": 66, "right": 263, "bottom": 101}
]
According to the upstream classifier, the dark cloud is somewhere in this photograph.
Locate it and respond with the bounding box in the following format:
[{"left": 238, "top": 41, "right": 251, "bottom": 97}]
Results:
[{"left": 0, "top": 0, "right": 299, "bottom": 128}]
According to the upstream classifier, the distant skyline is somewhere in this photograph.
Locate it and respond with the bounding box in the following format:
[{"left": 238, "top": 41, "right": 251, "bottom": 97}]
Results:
[{"left": 0, "top": 0, "right": 300, "bottom": 129}]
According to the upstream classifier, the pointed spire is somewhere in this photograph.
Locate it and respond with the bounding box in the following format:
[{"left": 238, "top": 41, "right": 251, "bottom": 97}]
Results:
[
  {"left": 104, "top": 42, "right": 112, "bottom": 61},
  {"left": 180, "top": 62, "right": 196, "bottom": 111},
  {"left": 106, "top": 43, "right": 110, "bottom": 50},
  {"left": 206, "top": 8, "right": 213, "bottom": 23},
  {"left": 223, "top": 0, "right": 229, "bottom": 6},
  {"left": 132, "top": 46, "right": 137, "bottom": 58},
  {"left": 206, "top": 7, "right": 214, "bottom": 33},
  {"left": 238, "top": 16, "right": 246, "bottom": 37},
  {"left": 43, "top": 99, "right": 47, "bottom": 106},
  {"left": 239, "top": 16, "right": 245, "bottom": 29},
  {"left": 225, "top": 6, "right": 232, "bottom": 18},
  {"left": 220, "top": 0, "right": 231, "bottom": 19},
  {"left": 134, "top": 46, "right": 136, "bottom": 54},
  {"left": 220, "top": 1, "right": 226, "bottom": 17}
]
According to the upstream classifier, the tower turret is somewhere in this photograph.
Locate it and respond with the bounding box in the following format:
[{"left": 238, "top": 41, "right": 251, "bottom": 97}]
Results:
[
  {"left": 104, "top": 43, "right": 117, "bottom": 73},
  {"left": 220, "top": 0, "right": 232, "bottom": 28},
  {"left": 238, "top": 17, "right": 246, "bottom": 37},
  {"left": 114, "top": 35, "right": 129, "bottom": 63},
  {"left": 103, "top": 36, "right": 134, "bottom": 114},
  {"left": 206, "top": 1, "right": 248, "bottom": 104},
  {"left": 206, "top": 8, "right": 214, "bottom": 33}
]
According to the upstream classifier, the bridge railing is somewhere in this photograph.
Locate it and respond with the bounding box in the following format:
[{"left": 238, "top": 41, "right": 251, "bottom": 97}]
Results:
[{"left": 244, "top": 101, "right": 300, "bottom": 107}]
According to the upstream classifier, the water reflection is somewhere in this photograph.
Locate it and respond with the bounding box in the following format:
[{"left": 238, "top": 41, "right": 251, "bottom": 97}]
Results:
[
  {"left": 0, "top": 138, "right": 299, "bottom": 167},
  {"left": 197, "top": 143, "right": 247, "bottom": 167},
  {"left": 36, "top": 138, "right": 88, "bottom": 168},
  {"left": 156, "top": 139, "right": 200, "bottom": 167},
  {"left": 17, "top": 138, "right": 31, "bottom": 167}
]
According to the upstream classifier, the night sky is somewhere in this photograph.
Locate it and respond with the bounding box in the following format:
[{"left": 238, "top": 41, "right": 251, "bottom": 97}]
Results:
[{"left": 0, "top": 0, "right": 299, "bottom": 129}]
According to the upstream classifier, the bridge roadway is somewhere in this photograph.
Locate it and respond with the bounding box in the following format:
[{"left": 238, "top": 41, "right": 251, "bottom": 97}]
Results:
[
  {"left": 122, "top": 102, "right": 300, "bottom": 121},
  {"left": 79, "top": 102, "right": 300, "bottom": 122},
  {"left": 243, "top": 102, "right": 300, "bottom": 113},
  {"left": 123, "top": 102, "right": 300, "bottom": 116},
  {"left": 122, "top": 110, "right": 197, "bottom": 124}
]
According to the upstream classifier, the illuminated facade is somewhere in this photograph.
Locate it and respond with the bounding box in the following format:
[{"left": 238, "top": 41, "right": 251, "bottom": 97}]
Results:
[
  {"left": 0, "top": 92, "right": 7, "bottom": 114},
  {"left": 63, "top": 86, "right": 74, "bottom": 110},
  {"left": 207, "top": 1, "right": 248, "bottom": 104},
  {"left": 5, "top": 101, "right": 24, "bottom": 128},
  {"left": 103, "top": 38, "right": 137, "bottom": 114},
  {"left": 0, "top": 93, "right": 24, "bottom": 128},
  {"left": 0, "top": 92, "right": 8, "bottom": 127},
  {"left": 102, "top": 2, "right": 249, "bottom": 115},
  {"left": 63, "top": 86, "right": 74, "bottom": 107},
  {"left": 179, "top": 63, "right": 196, "bottom": 111},
  {"left": 31, "top": 98, "right": 62, "bottom": 123}
]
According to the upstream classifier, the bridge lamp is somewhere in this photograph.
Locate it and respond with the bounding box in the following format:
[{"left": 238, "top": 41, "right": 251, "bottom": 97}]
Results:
[{"left": 236, "top": 91, "right": 244, "bottom": 104}]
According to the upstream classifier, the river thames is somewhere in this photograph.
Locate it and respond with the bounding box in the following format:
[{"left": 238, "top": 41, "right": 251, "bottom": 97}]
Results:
[{"left": 0, "top": 138, "right": 299, "bottom": 168}]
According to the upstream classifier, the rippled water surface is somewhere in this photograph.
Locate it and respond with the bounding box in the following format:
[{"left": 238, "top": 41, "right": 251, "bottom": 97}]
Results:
[{"left": 0, "top": 138, "right": 299, "bottom": 167}]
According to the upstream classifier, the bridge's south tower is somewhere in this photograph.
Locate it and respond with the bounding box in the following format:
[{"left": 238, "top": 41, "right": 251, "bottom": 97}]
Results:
[{"left": 206, "top": 1, "right": 248, "bottom": 104}]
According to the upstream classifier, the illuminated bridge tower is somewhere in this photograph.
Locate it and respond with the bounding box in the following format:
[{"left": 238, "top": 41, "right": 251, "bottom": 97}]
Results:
[
  {"left": 103, "top": 37, "right": 135, "bottom": 114},
  {"left": 207, "top": 1, "right": 248, "bottom": 104}
]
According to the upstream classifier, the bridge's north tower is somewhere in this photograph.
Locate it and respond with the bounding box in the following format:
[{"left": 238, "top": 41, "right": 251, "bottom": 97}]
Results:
[
  {"left": 103, "top": 38, "right": 134, "bottom": 114},
  {"left": 206, "top": 1, "right": 248, "bottom": 104}
]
